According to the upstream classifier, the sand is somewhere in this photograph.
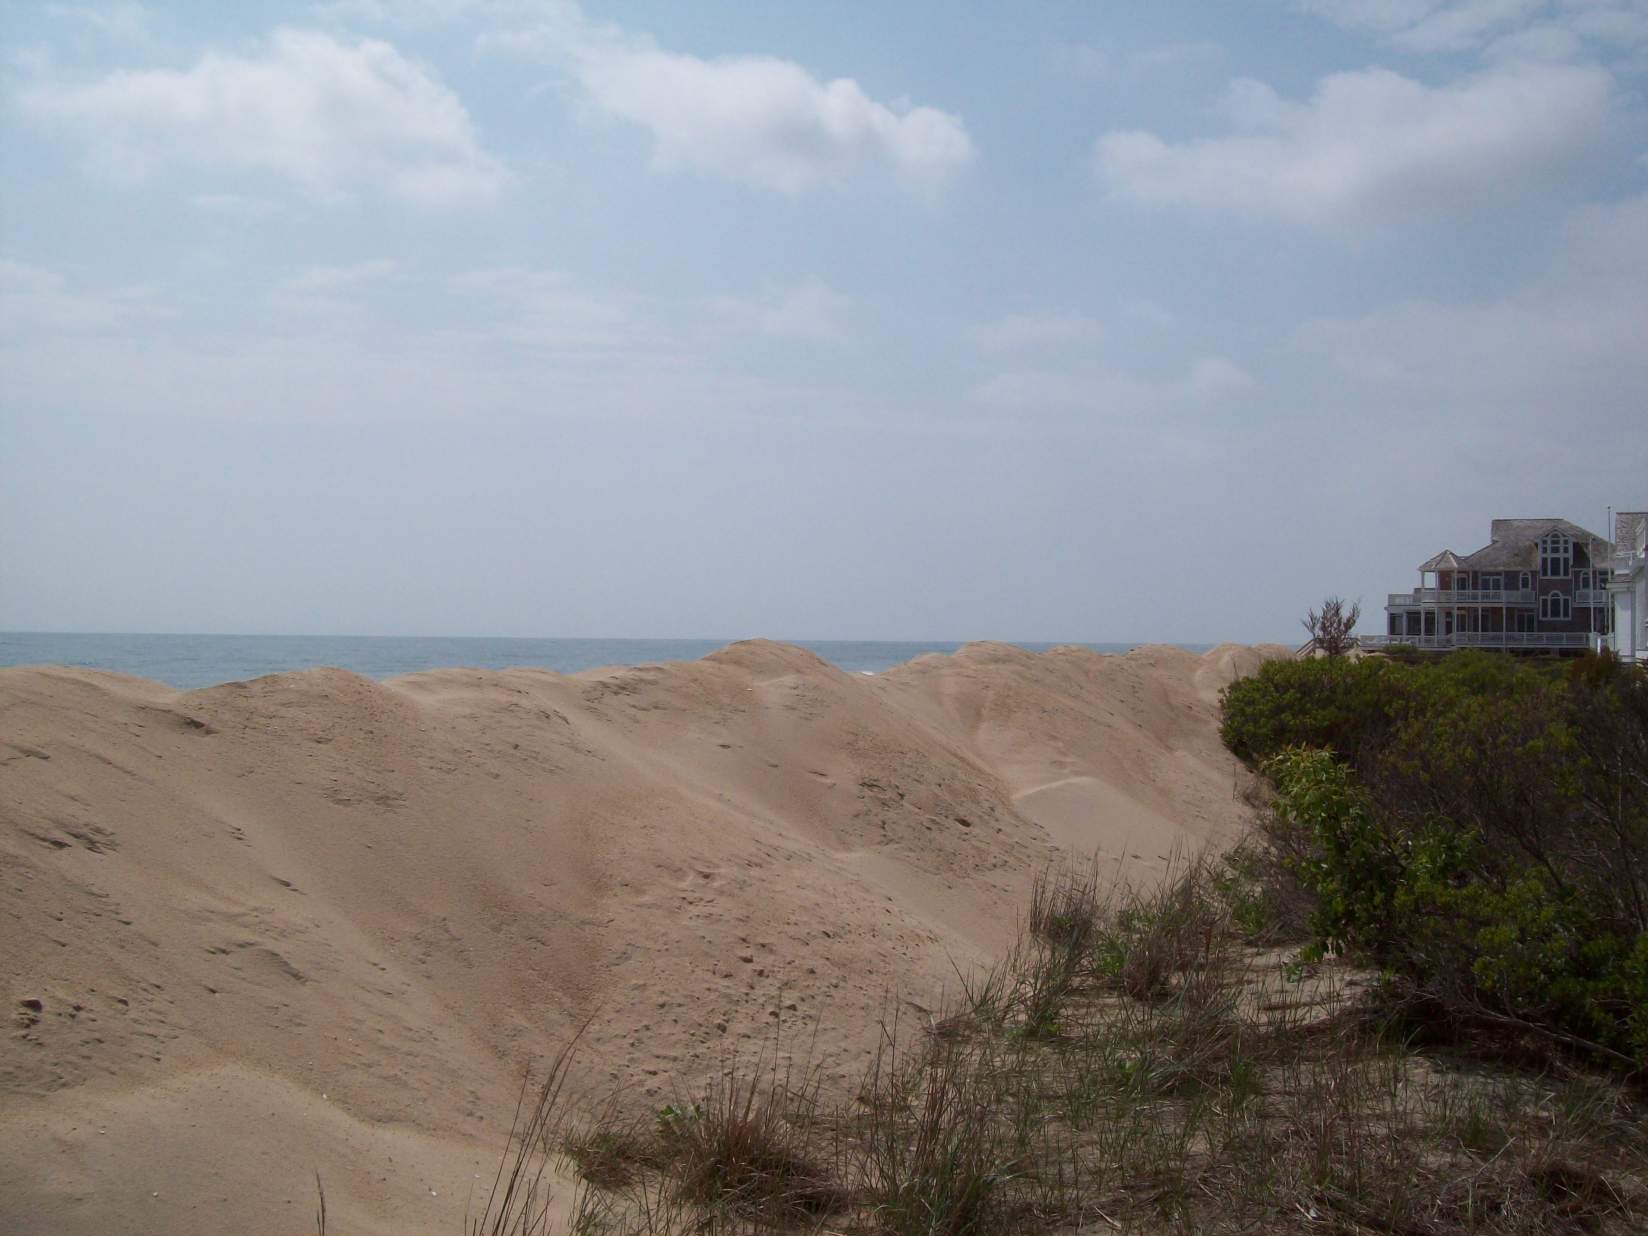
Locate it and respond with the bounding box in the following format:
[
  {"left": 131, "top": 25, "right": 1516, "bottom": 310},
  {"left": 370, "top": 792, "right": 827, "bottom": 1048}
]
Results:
[{"left": 0, "top": 639, "right": 1286, "bottom": 1235}]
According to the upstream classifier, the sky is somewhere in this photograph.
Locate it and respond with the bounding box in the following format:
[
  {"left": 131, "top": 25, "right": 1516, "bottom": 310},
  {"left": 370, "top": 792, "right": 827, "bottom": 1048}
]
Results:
[{"left": 1, "top": 0, "right": 1645, "bottom": 643}]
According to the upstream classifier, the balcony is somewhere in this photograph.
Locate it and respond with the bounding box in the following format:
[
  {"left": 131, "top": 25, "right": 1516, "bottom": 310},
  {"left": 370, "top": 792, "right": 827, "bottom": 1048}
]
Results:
[
  {"left": 1576, "top": 589, "right": 1608, "bottom": 606},
  {"left": 1387, "top": 589, "right": 1535, "bottom": 607},
  {"left": 1359, "top": 632, "right": 1598, "bottom": 651}
]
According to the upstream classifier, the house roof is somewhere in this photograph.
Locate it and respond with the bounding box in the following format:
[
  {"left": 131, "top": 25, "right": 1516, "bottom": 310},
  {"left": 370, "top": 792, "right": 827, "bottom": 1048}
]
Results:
[
  {"left": 1616, "top": 512, "right": 1648, "bottom": 556},
  {"left": 1420, "top": 518, "right": 1611, "bottom": 572},
  {"left": 1486, "top": 517, "right": 1606, "bottom": 546},
  {"left": 1419, "top": 549, "right": 1464, "bottom": 571}
]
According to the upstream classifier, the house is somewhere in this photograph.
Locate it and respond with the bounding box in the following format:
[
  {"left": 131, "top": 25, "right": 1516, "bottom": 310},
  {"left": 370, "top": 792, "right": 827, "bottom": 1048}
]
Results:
[
  {"left": 1367, "top": 517, "right": 1617, "bottom": 654},
  {"left": 1605, "top": 512, "right": 1648, "bottom": 665}
]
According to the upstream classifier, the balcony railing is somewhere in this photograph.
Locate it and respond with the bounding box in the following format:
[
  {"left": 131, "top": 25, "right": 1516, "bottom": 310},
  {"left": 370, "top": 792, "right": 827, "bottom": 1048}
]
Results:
[
  {"left": 1387, "top": 589, "right": 1608, "bottom": 608},
  {"left": 1360, "top": 632, "right": 1598, "bottom": 651},
  {"left": 1387, "top": 589, "right": 1535, "bottom": 606}
]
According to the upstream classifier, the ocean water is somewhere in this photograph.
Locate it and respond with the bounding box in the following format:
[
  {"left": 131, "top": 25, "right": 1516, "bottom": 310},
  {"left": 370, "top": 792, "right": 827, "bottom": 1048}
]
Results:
[{"left": 0, "top": 632, "right": 1214, "bottom": 692}]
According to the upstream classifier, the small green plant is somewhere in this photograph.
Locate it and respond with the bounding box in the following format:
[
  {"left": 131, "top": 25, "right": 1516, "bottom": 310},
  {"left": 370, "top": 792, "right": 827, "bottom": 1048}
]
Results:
[{"left": 653, "top": 1103, "right": 700, "bottom": 1140}]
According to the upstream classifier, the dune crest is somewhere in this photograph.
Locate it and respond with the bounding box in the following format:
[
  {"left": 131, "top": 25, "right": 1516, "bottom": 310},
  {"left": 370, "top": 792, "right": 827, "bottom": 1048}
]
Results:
[{"left": 0, "top": 640, "right": 1285, "bottom": 1235}]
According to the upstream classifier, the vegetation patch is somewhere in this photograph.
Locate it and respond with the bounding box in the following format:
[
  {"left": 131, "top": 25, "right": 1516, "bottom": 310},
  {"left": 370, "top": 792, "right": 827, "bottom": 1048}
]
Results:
[
  {"left": 1221, "top": 650, "right": 1648, "bottom": 1068},
  {"left": 434, "top": 852, "right": 1644, "bottom": 1234}
]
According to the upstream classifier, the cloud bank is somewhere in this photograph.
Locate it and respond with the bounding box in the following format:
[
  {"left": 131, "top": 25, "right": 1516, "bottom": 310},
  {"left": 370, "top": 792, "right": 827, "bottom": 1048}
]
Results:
[
  {"left": 489, "top": 9, "right": 975, "bottom": 197},
  {"left": 23, "top": 27, "right": 507, "bottom": 206},
  {"left": 1094, "top": 59, "right": 1614, "bottom": 224}
]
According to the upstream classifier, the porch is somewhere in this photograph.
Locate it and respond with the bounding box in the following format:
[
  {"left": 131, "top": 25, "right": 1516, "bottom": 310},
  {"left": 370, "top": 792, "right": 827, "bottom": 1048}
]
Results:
[{"left": 1358, "top": 632, "right": 1599, "bottom": 652}]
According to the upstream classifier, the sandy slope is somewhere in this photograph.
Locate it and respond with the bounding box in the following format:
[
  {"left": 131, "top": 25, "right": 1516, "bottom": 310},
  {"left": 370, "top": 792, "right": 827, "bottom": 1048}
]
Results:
[{"left": 0, "top": 640, "right": 1285, "bottom": 1235}]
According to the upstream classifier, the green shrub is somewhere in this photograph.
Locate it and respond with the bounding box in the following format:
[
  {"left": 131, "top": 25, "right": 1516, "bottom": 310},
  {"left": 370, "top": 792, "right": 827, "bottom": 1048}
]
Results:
[
  {"left": 1219, "top": 656, "right": 1403, "bottom": 765},
  {"left": 1231, "top": 653, "right": 1648, "bottom": 1070}
]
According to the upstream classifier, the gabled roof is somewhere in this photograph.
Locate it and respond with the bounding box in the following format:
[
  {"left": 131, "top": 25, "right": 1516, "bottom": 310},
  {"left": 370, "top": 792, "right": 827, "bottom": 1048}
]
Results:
[
  {"left": 1421, "top": 518, "right": 1612, "bottom": 572},
  {"left": 1486, "top": 518, "right": 1605, "bottom": 546}
]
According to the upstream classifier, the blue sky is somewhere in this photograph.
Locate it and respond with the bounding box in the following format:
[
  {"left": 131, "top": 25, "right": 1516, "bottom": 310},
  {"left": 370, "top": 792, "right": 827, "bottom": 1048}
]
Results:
[{"left": 1, "top": 1, "right": 1644, "bottom": 642}]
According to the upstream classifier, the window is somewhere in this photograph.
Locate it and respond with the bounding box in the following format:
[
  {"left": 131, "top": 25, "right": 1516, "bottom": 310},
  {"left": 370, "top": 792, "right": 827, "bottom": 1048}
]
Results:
[
  {"left": 1540, "top": 592, "right": 1572, "bottom": 622},
  {"left": 1481, "top": 574, "right": 1501, "bottom": 591},
  {"left": 1540, "top": 531, "right": 1572, "bottom": 578},
  {"left": 1577, "top": 570, "right": 1591, "bottom": 590},
  {"left": 1520, "top": 572, "right": 1532, "bottom": 590}
]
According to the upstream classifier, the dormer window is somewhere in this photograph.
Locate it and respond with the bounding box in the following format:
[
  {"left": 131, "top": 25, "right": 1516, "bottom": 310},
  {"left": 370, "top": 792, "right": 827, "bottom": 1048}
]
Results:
[{"left": 1540, "top": 531, "right": 1572, "bottom": 578}]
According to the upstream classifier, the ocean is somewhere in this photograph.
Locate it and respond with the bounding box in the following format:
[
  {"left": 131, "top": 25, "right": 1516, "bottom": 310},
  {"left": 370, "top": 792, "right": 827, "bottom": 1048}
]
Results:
[{"left": 0, "top": 632, "right": 1213, "bottom": 692}]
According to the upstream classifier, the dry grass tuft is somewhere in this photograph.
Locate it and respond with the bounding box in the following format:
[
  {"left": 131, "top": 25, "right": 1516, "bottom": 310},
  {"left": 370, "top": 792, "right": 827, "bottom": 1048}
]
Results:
[
  {"left": 658, "top": 1068, "right": 843, "bottom": 1222},
  {"left": 299, "top": 856, "right": 1645, "bottom": 1233}
]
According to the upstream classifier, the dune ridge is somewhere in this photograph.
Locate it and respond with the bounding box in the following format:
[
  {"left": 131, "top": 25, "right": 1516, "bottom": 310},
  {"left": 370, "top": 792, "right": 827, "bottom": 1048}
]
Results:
[{"left": 0, "top": 639, "right": 1286, "bottom": 1235}]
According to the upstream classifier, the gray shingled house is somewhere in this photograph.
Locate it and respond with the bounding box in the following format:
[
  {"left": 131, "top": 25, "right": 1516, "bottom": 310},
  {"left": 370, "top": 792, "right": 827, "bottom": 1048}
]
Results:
[{"left": 1374, "top": 517, "right": 1616, "bottom": 653}]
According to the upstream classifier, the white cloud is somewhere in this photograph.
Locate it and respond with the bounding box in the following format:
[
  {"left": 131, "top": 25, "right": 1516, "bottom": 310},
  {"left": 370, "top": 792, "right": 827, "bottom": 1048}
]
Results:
[
  {"left": 1300, "top": 0, "right": 1648, "bottom": 52},
  {"left": 1482, "top": 24, "right": 1589, "bottom": 61},
  {"left": 697, "top": 278, "right": 857, "bottom": 345},
  {"left": 449, "top": 266, "right": 640, "bottom": 353},
  {"left": 313, "top": 0, "right": 392, "bottom": 20},
  {"left": 1094, "top": 59, "right": 1614, "bottom": 224},
  {"left": 267, "top": 259, "right": 401, "bottom": 324},
  {"left": 1182, "top": 356, "right": 1257, "bottom": 399},
  {"left": 572, "top": 48, "right": 973, "bottom": 196},
  {"left": 972, "top": 313, "right": 1104, "bottom": 351},
  {"left": 1562, "top": 0, "right": 1648, "bottom": 46},
  {"left": 488, "top": 10, "right": 974, "bottom": 197},
  {"left": 1311, "top": 0, "right": 1548, "bottom": 51},
  {"left": 0, "top": 274, "right": 845, "bottom": 429},
  {"left": 970, "top": 371, "right": 1095, "bottom": 408},
  {"left": 1290, "top": 193, "right": 1648, "bottom": 432},
  {"left": 754, "top": 278, "right": 853, "bottom": 343},
  {"left": 312, "top": 0, "right": 488, "bottom": 24},
  {"left": 0, "top": 258, "right": 160, "bottom": 333},
  {"left": 1397, "top": 0, "right": 1546, "bottom": 51},
  {"left": 1054, "top": 39, "right": 1224, "bottom": 82},
  {"left": 1300, "top": 0, "right": 1436, "bottom": 26},
  {"left": 970, "top": 356, "right": 1252, "bottom": 412},
  {"left": 279, "top": 259, "right": 399, "bottom": 294},
  {"left": 22, "top": 27, "right": 507, "bottom": 206},
  {"left": 1124, "top": 300, "right": 1177, "bottom": 327},
  {"left": 189, "top": 192, "right": 280, "bottom": 215}
]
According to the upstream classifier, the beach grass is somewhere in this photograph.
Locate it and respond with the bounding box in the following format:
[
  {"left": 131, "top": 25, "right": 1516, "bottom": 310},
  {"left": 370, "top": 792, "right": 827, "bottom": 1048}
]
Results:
[{"left": 470, "top": 853, "right": 1646, "bottom": 1234}]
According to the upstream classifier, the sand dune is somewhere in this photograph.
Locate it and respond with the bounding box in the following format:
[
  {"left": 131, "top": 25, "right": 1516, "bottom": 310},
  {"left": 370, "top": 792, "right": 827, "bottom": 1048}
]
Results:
[{"left": 0, "top": 640, "right": 1285, "bottom": 1235}]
